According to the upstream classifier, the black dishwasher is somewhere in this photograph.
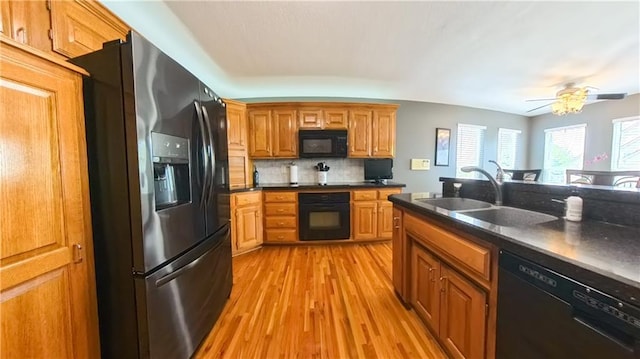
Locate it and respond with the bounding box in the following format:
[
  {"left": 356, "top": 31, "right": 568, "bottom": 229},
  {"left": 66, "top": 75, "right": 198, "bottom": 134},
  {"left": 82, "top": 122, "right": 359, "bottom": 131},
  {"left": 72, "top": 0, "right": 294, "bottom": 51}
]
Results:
[{"left": 497, "top": 251, "right": 640, "bottom": 359}]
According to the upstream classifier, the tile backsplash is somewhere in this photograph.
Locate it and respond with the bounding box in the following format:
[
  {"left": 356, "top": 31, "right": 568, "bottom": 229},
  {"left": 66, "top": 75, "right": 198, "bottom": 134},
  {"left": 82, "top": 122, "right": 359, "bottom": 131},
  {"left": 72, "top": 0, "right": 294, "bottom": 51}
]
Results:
[{"left": 253, "top": 159, "right": 364, "bottom": 184}]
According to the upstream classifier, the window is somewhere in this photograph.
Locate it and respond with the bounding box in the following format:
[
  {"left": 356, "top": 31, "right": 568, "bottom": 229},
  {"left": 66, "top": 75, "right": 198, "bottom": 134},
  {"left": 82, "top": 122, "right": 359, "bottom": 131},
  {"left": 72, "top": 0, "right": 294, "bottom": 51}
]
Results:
[
  {"left": 543, "top": 124, "right": 586, "bottom": 184},
  {"left": 497, "top": 128, "right": 521, "bottom": 169},
  {"left": 456, "top": 124, "right": 487, "bottom": 178},
  {"left": 611, "top": 117, "right": 640, "bottom": 171}
]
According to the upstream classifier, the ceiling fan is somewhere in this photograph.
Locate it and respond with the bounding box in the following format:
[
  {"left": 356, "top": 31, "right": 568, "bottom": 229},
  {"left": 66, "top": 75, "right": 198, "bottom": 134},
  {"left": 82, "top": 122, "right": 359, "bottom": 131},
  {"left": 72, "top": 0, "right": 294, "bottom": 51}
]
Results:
[{"left": 526, "top": 83, "right": 627, "bottom": 115}]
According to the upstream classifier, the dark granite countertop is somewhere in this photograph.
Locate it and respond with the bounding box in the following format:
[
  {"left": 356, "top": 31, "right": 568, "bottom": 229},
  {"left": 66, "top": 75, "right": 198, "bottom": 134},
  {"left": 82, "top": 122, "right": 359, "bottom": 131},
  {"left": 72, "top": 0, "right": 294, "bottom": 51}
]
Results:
[
  {"left": 230, "top": 181, "right": 406, "bottom": 193},
  {"left": 389, "top": 193, "right": 640, "bottom": 305}
]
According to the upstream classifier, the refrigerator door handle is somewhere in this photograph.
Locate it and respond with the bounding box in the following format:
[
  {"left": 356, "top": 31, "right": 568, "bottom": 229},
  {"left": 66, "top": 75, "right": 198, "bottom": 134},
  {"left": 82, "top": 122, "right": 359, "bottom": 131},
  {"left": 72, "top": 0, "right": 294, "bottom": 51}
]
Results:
[
  {"left": 194, "top": 101, "right": 210, "bottom": 208},
  {"left": 201, "top": 105, "right": 216, "bottom": 204},
  {"left": 154, "top": 237, "right": 223, "bottom": 287}
]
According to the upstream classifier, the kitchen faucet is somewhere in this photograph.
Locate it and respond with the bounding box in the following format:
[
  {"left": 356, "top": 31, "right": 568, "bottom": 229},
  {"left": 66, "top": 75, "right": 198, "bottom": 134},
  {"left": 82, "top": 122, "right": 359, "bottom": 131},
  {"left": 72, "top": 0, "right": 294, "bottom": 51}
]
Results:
[
  {"left": 461, "top": 166, "right": 503, "bottom": 205},
  {"left": 488, "top": 160, "right": 506, "bottom": 182}
]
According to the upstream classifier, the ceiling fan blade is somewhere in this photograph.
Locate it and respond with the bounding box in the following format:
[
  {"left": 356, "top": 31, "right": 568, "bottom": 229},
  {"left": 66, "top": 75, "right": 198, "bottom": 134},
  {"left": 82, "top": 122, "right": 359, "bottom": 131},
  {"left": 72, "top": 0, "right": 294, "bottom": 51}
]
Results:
[
  {"left": 526, "top": 98, "right": 556, "bottom": 102},
  {"left": 526, "top": 102, "right": 554, "bottom": 113},
  {"left": 586, "top": 93, "right": 627, "bottom": 100}
]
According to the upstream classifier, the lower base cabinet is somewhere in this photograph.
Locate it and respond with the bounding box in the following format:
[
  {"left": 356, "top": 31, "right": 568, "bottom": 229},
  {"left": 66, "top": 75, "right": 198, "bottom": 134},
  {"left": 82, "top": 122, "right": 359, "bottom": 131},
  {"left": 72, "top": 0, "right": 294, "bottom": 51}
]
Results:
[
  {"left": 231, "top": 192, "right": 263, "bottom": 255},
  {"left": 400, "top": 208, "right": 496, "bottom": 359}
]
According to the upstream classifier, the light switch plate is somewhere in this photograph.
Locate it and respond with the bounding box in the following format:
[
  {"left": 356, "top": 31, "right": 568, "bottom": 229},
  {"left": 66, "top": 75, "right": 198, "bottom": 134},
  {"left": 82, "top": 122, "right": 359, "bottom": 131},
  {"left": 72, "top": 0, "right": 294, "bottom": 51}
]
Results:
[{"left": 411, "top": 158, "right": 431, "bottom": 170}]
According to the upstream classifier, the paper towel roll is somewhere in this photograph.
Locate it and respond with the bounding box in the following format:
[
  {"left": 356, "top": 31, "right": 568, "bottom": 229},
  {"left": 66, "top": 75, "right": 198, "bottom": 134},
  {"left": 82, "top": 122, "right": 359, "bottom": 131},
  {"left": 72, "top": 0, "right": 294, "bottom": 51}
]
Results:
[{"left": 289, "top": 164, "right": 298, "bottom": 184}]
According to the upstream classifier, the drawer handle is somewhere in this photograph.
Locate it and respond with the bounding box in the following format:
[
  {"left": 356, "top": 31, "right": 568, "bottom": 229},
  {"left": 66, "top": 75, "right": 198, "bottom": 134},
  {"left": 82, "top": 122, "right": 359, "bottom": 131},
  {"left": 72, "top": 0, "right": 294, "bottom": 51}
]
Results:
[
  {"left": 278, "top": 222, "right": 285, "bottom": 226},
  {"left": 277, "top": 235, "right": 284, "bottom": 239},
  {"left": 429, "top": 268, "right": 435, "bottom": 282},
  {"left": 393, "top": 216, "right": 400, "bottom": 229},
  {"left": 440, "top": 276, "right": 447, "bottom": 293},
  {"left": 277, "top": 209, "right": 284, "bottom": 213},
  {"left": 276, "top": 196, "right": 284, "bottom": 200}
]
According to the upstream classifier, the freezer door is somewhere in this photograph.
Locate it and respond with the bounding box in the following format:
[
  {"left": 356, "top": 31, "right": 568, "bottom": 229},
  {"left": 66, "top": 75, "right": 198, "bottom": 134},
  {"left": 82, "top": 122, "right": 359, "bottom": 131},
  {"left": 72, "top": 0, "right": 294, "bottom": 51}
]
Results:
[
  {"left": 126, "top": 32, "right": 209, "bottom": 272},
  {"left": 135, "top": 224, "right": 232, "bottom": 359}
]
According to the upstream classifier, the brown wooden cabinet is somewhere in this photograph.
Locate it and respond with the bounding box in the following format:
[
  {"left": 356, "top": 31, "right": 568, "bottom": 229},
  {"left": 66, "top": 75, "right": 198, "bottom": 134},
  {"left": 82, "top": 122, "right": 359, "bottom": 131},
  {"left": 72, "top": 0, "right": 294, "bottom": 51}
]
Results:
[
  {"left": 348, "top": 110, "right": 373, "bottom": 157},
  {"left": 263, "top": 191, "right": 298, "bottom": 242},
  {"left": 226, "top": 100, "right": 251, "bottom": 188},
  {"left": 248, "top": 107, "right": 298, "bottom": 158},
  {"left": 272, "top": 110, "right": 297, "bottom": 157},
  {"left": 372, "top": 109, "right": 396, "bottom": 157},
  {"left": 298, "top": 107, "right": 323, "bottom": 129},
  {"left": 0, "top": 38, "right": 99, "bottom": 359},
  {"left": 231, "top": 192, "right": 263, "bottom": 255},
  {"left": 49, "top": 0, "right": 128, "bottom": 58},
  {"left": 410, "top": 243, "right": 487, "bottom": 359},
  {"left": 0, "top": 0, "right": 128, "bottom": 58},
  {"left": 0, "top": 0, "right": 51, "bottom": 53},
  {"left": 400, "top": 210, "right": 496, "bottom": 359},
  {"left": 248, "top": 109, "right": 272, "bottom": 157},
  {"left": 411, "top": 244, "right": 441, "bottom": 336},
  {"left": 323, "top": 109, "right": 348, "bottom": 129},
  {"left": 440, "top": 265, "right": 487, "bottom": 359},
  {"left": 391, "top": 207, "right": 405, "bottom": 299},
  {"left": 351, "top": 189, "right": 401, "bottom": 240}
]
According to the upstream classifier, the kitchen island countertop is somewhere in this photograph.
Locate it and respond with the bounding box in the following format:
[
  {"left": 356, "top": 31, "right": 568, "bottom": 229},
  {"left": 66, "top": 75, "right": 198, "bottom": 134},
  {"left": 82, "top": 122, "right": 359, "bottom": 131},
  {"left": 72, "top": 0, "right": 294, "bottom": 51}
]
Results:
[{"left": 389, "top": 193, "right": 640, "bottom": 305}]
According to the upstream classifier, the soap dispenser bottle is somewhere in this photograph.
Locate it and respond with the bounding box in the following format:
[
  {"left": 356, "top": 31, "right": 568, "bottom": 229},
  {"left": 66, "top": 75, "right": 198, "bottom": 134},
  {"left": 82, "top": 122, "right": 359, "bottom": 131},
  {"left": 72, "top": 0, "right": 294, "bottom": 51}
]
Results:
[{"left": 565, "top": 193, "right": 583, "bottom": 222}]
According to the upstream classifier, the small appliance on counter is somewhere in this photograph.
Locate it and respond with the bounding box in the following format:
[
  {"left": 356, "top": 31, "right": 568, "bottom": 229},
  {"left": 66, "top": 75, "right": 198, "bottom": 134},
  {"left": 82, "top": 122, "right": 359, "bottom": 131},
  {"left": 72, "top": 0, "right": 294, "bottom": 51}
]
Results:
[
  {"left": 364, "top": 158, "right": 393, "bottom": 184},
  {"left": 315, "top": 162, "right": 330, "bottom": 185}
]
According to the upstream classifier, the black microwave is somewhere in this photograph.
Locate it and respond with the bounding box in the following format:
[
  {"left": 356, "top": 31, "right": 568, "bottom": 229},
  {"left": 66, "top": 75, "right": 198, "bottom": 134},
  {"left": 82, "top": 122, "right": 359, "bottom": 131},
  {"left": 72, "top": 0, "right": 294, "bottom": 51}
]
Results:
[{"left": 299, "top": 129, "right": 348, "bottom": 158}]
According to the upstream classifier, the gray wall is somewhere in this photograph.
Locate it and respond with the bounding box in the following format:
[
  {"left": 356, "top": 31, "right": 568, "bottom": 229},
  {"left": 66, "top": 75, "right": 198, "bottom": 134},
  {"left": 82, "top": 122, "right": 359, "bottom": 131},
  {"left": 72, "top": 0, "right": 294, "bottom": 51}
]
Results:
[
  {"left": 395, "top": 101, "right": 529, "bottom": 193},
  {"left": 528, "top": 93, "right": 640, "bottom": 171},
  {"left": 240, "top": 97, "right": 530, "bottom": 193}
]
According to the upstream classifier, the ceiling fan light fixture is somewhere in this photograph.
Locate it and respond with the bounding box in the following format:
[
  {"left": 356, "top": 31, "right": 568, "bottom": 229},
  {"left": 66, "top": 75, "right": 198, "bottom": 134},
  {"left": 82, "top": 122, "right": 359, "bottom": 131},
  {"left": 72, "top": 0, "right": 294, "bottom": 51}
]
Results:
[{"left": 551, "top": 87, "right": 588, "bottom": 116}]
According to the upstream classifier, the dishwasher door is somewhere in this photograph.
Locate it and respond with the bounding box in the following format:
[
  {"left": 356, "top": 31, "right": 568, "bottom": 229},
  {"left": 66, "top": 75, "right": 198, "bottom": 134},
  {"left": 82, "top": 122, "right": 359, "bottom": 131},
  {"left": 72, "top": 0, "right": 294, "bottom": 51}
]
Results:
[{"left": 496, "top": 251, "right": 640, "bottom": 359}]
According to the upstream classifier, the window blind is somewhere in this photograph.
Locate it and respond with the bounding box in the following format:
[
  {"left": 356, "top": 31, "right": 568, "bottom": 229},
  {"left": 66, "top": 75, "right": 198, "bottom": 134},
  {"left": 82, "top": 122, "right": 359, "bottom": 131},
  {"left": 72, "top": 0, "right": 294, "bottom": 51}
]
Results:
[
  {"left": 611, "top": 117, "right": 640, "bottom": 171},
  {"left": 497, "top": 128, "right": 521, "bottom": 169},
  {"left": 543, "top": 124, "right": 586, "bottom": 183},
  {"left": 456, "top": 124, "right": 487, "bottom": 178}
]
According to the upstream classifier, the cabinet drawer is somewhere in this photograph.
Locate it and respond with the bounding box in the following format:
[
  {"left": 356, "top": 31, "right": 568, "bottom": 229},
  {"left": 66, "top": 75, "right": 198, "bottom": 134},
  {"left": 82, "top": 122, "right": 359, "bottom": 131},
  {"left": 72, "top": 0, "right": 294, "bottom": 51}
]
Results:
[
  {"left": 265, "top": 229, "right": 298, "bottom": 242},
  {"left": 264, "top": 203, "right": 297, "bottom": 216},
  {"left": 233, "top": 192, "right": 261, "bottom": 207},
  {"left": 405, "top": 213, "right": 491, "bottom": 281},
  {"left": 264, "top": 192, "right": 297, "bottom": 203},
  {"left": 352, "top": 190, "right": 377, "bottom": 201},
  {"left": 378, "top": 189, "right": 402, "bottom": 200},
  {"left": 265, "top": 216, "right": 297, "bottom": 229}
]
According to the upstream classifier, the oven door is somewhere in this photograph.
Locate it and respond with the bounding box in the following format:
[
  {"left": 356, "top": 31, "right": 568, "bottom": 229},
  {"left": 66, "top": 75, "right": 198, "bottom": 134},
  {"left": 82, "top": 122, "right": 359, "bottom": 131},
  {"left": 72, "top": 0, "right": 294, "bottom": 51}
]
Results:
[{"left": 299, "top": 203, "right": 350, "bottom": 240}]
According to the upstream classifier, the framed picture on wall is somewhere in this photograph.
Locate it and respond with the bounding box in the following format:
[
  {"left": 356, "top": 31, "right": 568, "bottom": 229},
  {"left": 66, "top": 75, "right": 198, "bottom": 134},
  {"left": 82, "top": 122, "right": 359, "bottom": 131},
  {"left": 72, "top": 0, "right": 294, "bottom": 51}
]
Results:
[{"left": 435, "top": 128, "right": 450, "bottom": 166}]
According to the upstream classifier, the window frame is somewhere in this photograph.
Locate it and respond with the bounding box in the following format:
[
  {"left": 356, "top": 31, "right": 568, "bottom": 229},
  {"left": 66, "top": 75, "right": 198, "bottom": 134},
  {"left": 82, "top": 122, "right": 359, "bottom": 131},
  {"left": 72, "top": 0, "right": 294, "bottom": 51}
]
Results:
[
  {"left": 611, "top": 116, "right": 640, "bottom": 171},
  {"left": 496, "top": 128, "right": 522, "bottom": 170},
  {"left": 543, "top": 123, "right": 587, "bottom": 184},
  {"left": 456, "top": 123, "right": 487, "bottom": 178}
]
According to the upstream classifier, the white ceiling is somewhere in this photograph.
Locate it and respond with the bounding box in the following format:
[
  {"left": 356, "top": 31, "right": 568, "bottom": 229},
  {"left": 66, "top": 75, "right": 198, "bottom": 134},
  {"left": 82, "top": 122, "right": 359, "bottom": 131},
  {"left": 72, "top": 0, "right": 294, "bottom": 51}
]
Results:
[{"left": 160, "top": 1, "right": 639, "bottom": 116}]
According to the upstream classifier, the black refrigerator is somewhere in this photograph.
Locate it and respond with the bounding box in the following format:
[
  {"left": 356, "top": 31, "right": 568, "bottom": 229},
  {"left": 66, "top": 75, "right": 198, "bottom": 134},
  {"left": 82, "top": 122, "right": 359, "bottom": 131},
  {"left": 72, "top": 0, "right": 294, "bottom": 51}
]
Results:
[{"left": 72, "top": 32, "right": 232, "bottom": 359}]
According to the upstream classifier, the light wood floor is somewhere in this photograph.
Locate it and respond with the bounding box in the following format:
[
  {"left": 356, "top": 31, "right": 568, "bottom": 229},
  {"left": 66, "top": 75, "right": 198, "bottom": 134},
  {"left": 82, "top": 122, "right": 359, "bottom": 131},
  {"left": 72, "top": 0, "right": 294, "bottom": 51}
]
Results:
[{"left": 195, "top": 243, "right": 447, "bottom": 358}]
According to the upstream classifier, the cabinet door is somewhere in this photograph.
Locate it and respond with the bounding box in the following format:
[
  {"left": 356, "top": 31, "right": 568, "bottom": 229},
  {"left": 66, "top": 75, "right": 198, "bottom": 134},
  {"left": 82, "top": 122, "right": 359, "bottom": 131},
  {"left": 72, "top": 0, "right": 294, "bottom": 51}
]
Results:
[
  {"left": 272, "top": 109, "right": 297, "bottom": 157},
  {"left": 391, "top": 207, "right": 404, "bottom": 298},
  {"left": 1, "top": 41, "right": 99, "bottom": 358},
  {"left": 372, "top": 109, "right": 396, "bottom": 158},
  {"left": 298, "top": 108, "right": 323, "bottom": 129},
  {"left": 226, "top": 101, "right": 247, "bottom": 151},
  {"left": 352, "top": 201, "right": 377, "bottom": 240},
  {"left": 235, "top": 204, "right": 263, "bottom": 252},
  {"left": 228, "top": 150, "right": 249, "bottom": 188},
  {"left": 248, "top": 110, "right": 272, "bottom": 157},
  {"left": 2, "top": 0, "right": 52, "bottom": 53},
  {"left": 411, "top": 245, "right": 441, "bottom": 336},
  {"left": 323, "top": 108, "right": 348, "bottom": 129},
  {"left": 440, "top": 265, "right": 487, "bottom": 359},
  {"left": 377, "top": 200, "right": 395, "bottom": 239},
  {"left": 348, "top": 110, "right": 372, "bottom": 157},
  {"left": 49, "top": 0, "right": 128, "bottom": 58}
]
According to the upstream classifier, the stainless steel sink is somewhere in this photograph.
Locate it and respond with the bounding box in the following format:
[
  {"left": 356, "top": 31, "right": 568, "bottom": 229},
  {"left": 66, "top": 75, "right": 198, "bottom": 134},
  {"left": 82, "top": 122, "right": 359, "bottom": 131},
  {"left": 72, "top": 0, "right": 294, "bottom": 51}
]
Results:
[
  {"left": 416, "top": 197, "right": 493, "bottom": 211},
  {"left": 458, "top": 207, "right": 558, "bottom": 227}
]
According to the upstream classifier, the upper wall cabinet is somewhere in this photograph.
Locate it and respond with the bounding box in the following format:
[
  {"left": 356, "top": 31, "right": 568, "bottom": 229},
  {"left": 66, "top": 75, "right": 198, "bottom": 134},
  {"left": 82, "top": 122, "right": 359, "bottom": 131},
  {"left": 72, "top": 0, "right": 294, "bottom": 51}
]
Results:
[
  {"left": 247, "top": 106, "right": 298, "bottom": 158},
  {"left": 247, "top": 102, "right": 397, "bottom": 159},
  {"left": 0, "top": 0, "right": 52, "bottom": 53},
  {"left": 226, "top": 100, "right": 248, "bottom": 151},
  {"left": 349, "top": 108, "right": 397, "bottom": 158},
  {"left": 49, "top": 0, "right": 128, "bottom": 58},
  {"left": 298, "top": 106, "right": 348, "bottom": 129}
]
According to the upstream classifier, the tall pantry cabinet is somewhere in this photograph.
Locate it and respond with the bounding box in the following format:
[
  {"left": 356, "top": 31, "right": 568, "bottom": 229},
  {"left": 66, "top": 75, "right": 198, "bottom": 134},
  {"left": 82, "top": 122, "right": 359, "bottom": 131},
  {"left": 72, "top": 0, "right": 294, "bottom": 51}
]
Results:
[{"left": 0, "top": 1, "right": 128, "bottom": 358}]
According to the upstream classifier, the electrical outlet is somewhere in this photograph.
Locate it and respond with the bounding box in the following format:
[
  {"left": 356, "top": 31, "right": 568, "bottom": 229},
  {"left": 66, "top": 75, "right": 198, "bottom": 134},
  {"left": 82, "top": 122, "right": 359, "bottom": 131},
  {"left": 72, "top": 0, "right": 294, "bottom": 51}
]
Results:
[{"left": 410, "top": 159, "right": 431, "bottom": 170}]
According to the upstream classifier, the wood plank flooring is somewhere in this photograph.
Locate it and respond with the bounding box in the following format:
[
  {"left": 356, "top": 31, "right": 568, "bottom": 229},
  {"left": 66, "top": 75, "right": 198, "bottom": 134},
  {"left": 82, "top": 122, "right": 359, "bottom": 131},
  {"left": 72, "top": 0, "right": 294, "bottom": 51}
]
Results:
[{"left": 195, "top": 243, "right": 447, "bottom": 358}]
